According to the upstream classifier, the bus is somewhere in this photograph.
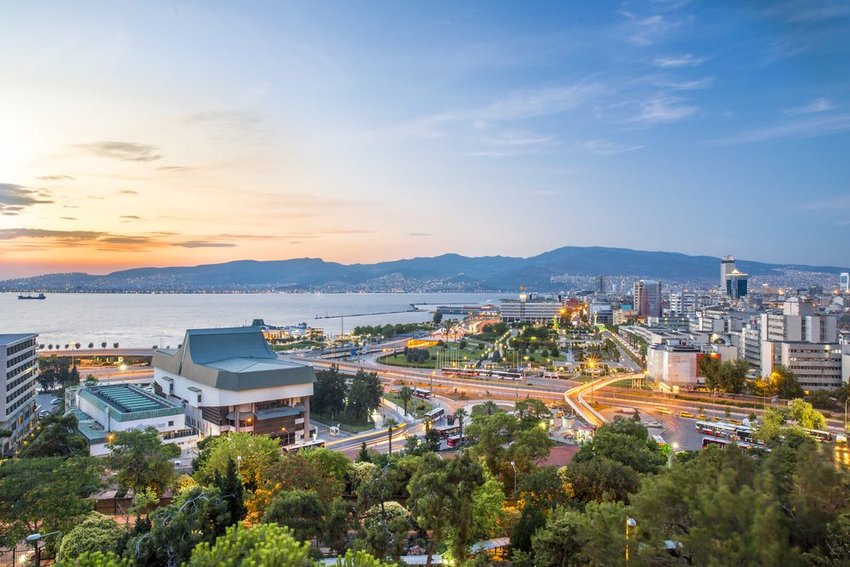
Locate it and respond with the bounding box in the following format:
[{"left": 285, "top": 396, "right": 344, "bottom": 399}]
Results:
[
  {"left": 425, "top": 407, "right": 445, "bottom": 422},
  {"left": 446, "top": 434, "right": 464, "bottom": 448},
  {"left": 412, "top": 387, "right": 432, "bottom": 399},
  {"left": 282, "top": 439, "right": 326, "bottom": 453},
  {"left": 695, "top": 420, "right": 737, "bottom": 439},
  {"left": 804, "top": 429, "right": 833, "bottom": 442}
]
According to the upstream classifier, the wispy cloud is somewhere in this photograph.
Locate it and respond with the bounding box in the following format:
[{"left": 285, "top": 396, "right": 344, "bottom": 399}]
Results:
[
  {"left": 631, "top": 96, "right": 697, "bottom": 125},
  {"left": 803, "top": 195, "right": 850, "bottom": 211},
  {"left": 664, "top": 77, "right": 715, "bottom": 91},
  {"left": 764, "top": 1, "right": 850, "bottom": 24},
  {"left": 37, "top": 175, "right": 74, "bottom": 181},
  {"left": 77, "top": 141, "right": 162, "bottom": 162},
  {"left": 576, "top": 139, "right": 645, "bottom": 155},
  {"left": 621, "top": 12, "right": 684, "bottom": 46},
  {"left": 158, "top": 166, "right": 195, "bottom": 172},
  {"left": 174, "top": 240, "right": 236, "bottom": 248},
  {"left": 120, "top": 215, "right": 142, "bottom": 221},
  {"left": 711, "top": 112, "right": 850, "bottom": 144},
  {"left": 0, "top": 183, "right": 53, "bottom": 215},
  {"left": 375, "top": 81, "right": 606, "bottom": 141},
  {"left": 785, "top": 97, "right": 835, "bottom": 115},
  {"left": 118, "top": 189, "right": 138, "bottom": 195},
  {"left": 653, "top": 54, "right": 708, "bottom": 68}
]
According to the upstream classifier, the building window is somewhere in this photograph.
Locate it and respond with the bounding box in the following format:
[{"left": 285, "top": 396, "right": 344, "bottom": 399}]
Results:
[{"left": 168, "top": 421, "right": 174, "bottom": 427}]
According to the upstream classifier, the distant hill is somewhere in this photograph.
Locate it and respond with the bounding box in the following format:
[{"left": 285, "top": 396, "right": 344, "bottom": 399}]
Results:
[{"left": 1, "top": 246, "right": 846, "bottom": 292}]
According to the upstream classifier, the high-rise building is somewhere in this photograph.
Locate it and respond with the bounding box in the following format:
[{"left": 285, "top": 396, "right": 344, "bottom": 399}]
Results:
[
  {"left": 720, "top": 255, "right": 736, "bottom": 289},
  {"left": 841, "top": 272, "right": 849, "bottom": 293},
  {"left": 725, "top": 269, "right": 749, "bottom": 299},
  {"left": 634, "top": 280, "right": 662, "bottom": 319},
  {"left": 669, "top": 292, "right": 697, "bottom": 315},
  {"left": 1, "top": 333, "right": 39, "bottom": 455},
  {"left": 595, "top": 275, "right": 607, "bottom": 295}
]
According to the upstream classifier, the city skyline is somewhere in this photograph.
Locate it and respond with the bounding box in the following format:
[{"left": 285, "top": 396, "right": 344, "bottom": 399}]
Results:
[{"left": 2, "top": 1, "right": 850, "bottom": 277}]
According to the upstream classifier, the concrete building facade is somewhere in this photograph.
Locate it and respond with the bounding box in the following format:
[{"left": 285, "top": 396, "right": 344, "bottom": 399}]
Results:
[
  {"left": 0, "top": 333, "right": 39, "bottom": 455},
  {"left": 153, "top": 327, "right": 317, "bottom": 446}
]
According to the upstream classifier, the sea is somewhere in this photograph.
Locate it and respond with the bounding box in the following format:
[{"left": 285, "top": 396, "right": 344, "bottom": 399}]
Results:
[{"left": 0, "top": 292, "right": 508, "bottom": 348}]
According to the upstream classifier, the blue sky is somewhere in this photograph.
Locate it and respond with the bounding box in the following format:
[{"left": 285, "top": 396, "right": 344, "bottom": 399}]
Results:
[{"left": 1, "top": 0, "right": 849, "bottom": 276}]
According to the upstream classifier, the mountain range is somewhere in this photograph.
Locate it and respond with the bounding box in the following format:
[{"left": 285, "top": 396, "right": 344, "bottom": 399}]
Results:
[{"left": 1, "top": 246, "right": 846, "bottom": 292}]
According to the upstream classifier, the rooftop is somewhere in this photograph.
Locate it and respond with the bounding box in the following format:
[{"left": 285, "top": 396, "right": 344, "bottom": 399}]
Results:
[
  {"left": 153, "top": 326, "right": 316, "bottom": 391},
  {"left": 78, "top": 384, "right": 183, "bottom": 421},
  {"left": 0, "top": 333, "right": 37, "bottom": 345}
]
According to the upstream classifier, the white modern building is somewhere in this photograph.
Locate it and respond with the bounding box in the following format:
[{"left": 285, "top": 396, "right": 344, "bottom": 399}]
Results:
[
  {"left": 153, "top": 327, "right": 317, "bottom": 445},
  {"left": 840, "top": 272, "right": 849, "bottom": 293},
  {"left": 0, "top": 333, "right": 39, "bottom": 455},
  {"left": 500, "top": 293, "right": 563, "bottom": 323},
  {"left": 760, "top": 342, "right": 849, "bottom": 391},
  {"left": 669, "top": 292, "right": 697, "bottom": 315},
  {"left": 68, "top": 383, "right": 195, "bottom": 456},
  {"left": 646, "top": 338, "right": 703, "bottom": 390}
]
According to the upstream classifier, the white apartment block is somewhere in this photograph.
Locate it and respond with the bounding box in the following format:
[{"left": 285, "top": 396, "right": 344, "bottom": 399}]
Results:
[{"left": 0, "top": 333, "right": 39, "bottom": 455}]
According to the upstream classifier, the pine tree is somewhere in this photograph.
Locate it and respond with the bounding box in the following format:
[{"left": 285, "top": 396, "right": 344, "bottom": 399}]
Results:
[{"left": 213, "top": 456, "right": 246, "bottom": 527}]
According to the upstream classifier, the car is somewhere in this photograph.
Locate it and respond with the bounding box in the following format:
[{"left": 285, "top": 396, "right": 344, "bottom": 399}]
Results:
[{"left": 49, "top": 398, "right": 61, "bottom": 406}]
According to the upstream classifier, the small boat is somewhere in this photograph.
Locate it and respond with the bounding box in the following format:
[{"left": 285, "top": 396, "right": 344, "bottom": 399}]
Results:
[{"left": 18, "top": 293, "right": 46, "bottom": 300}]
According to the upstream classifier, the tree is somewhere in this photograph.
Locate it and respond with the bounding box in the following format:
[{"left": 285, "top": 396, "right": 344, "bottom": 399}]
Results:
[
  {"left": 433, "top": 312, "right": 443, "bottom": 325},
  {"left": 314, "top": 365, "right": 348, "bottom": 417},
  {"left": 717, "top": 359, "right": 749, "bottom": 394},
  {"left": 516, "top": 466, "right": 569, "bottom": 510},
  {"left": 325, "top": 497, "right": 357, "bottom": 554},
  {"left": 36, "top": 356, "right": 72, "bottom": 390},
  {"left": 347, "top": 370, "right": 383, "bottom": 423},
  {"left": 788, "top": 398, "right": 827, "bottom": 430},
  {"left": 772, "top": 365, "right": 805, "bottom": 399},
  {"left": 59, "top": 513, "right": 124, "bottom": 561},
  {"left": 510, "top": 505, "right": 546, "bottom": 554},
  {"left": 562, "top": 458, "right": 640, "bottom": 504},
  {"left": 195, "top": 432, "right": 281, "bottom": 490},
  {"left": 699, "top": 355, "right": 722, "bottom": 391},
  {"left": 361, "top": 501, "right": 411, "bottom": 561},
  {"left": 630, "top": 445, "right": 805, "bottom": 566},
  {"left": 573, "top": 418, "right": 665, "bottom": 474},
  {"left": 407, "top": 453, "right": 457, "bottom": 567},
  {"left": 398, "top": 386, "right": 413, "bottom": 416},
  {"left": 262, "top": 489, "right": 326, "bottom": 544},
  {"left": 108, "top": 427, "right": 180, "bottom": 496},
  {"left": 186, "top": 523, "right": 314, "bottom": 567},
  {"left": 471, "top": 469, "right": 508, "bottom": 542},
  {"left": 386, "top": 417, "right": 399, "bottom": 455},
  {"left": 126, "top": 486, "right": 230, "bottom": 566},
  {"left": 211, "top": 456, "right": 246, "bottom": 528},
  {"left": 18, "top": 413, "right": 88, "bottom": 458},
  {"left": 0, "top": 457, "right": 102, "bottom": 551},
  {"left": 455, "top": 407, "right": 467, "bottom": 441},
  {"left": 74, "top": 551, "right": 132, "bottom": 567},
  {"left": 531, "top": 506, "right": 590, "bottom": 567}
]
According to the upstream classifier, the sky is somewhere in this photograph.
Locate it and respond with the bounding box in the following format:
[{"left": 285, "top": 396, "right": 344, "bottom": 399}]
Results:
[{"left": 1, "top": 0, "right": 849, "bottom": 278}]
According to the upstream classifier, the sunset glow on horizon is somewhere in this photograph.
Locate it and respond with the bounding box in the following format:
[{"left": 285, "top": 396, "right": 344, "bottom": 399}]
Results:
[{"left": 2, "top": 1, "right": 850, "bottom": 278}]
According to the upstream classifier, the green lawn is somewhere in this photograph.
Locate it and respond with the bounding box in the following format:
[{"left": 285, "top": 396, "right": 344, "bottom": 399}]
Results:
[
  {"left": 311, "top": 412, "right": 374, "bottom": 433},
  {"left": 379, "top": 341, "right": 487, "bottom": 369},
  {"left": 384, "top": 392, "right": 434, "bottom": 418}
]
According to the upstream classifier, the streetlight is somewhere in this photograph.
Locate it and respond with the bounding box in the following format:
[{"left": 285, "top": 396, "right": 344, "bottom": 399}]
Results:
[
  {"left": 27, "top": 531, "right": 61, "bottom": 567},
  {"left": 625, "top": 517, "right": 636, "bottom": 562},
  {"left": 509, "top": 461, "right": 517, "bottom": 495}
]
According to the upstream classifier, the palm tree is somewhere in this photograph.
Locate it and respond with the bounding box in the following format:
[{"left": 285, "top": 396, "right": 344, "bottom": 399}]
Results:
[
  {"left": 398, "top": 386, "right": 413, "bottom": 417},
  {"left": 385, "top": 417, "right": 399, "bottom": 455},
  {"left": 483, "top": 401, "right": 498, "bottom": 416},
  {"left": 455, "top": 407, "right": 467, "bottom": 441}
]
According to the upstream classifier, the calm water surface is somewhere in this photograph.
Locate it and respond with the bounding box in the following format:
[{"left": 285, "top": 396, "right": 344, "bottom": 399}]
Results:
[{"left": 0, "top": 292, "right": 506, "bottom": 348}]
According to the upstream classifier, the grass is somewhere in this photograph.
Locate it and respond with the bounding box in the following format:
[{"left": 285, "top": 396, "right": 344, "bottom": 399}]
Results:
[
  {"left": 384, "top": 392, "right": 434, "bottom": 418},
  {"left": 470, "top": 403, "right": 506, "bottom": 417},
  {"left": 311, "top": 411, "right": 374, "bottom": 433}
]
